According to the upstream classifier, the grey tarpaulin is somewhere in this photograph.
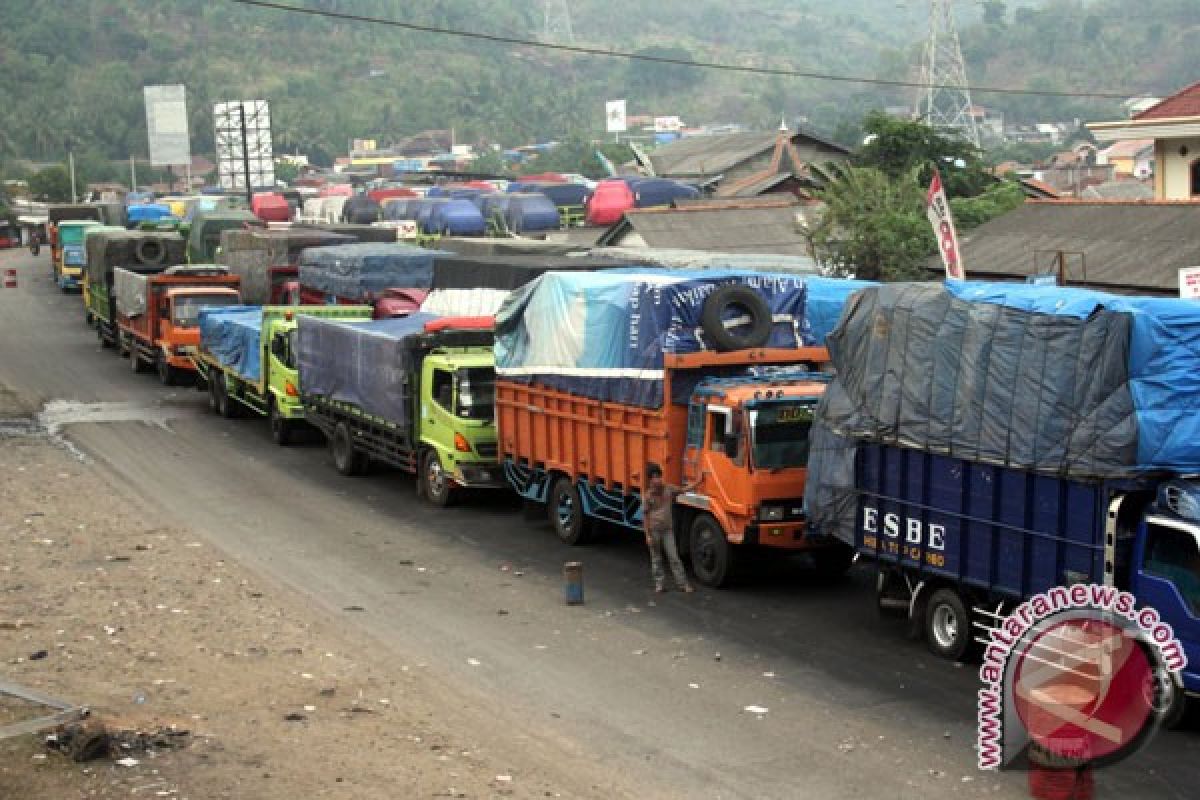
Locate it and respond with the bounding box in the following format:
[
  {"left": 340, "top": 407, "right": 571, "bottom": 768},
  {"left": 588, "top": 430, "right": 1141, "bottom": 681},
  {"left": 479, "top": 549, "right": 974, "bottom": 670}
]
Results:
[
  {"left": 113, "top": 268, "right": 151, "bottom": 317},
  {"left": 804, "top": 283, "right": 1136, "bottom": 543},
  {"left": 219, "top": 228, "right": 355, "bottom": 303},
  {"left": 298, "top": 243, "right": 445, "bottom": 301},
  {"left": 84, "top": 231, "right": 185, "bottom": 284}
]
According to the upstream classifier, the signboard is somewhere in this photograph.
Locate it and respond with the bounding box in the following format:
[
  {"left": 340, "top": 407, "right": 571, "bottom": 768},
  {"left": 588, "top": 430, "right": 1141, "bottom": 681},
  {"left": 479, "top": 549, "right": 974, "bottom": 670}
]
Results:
[
  {"left": 926, "top": 169, "right": 965, "bottom": 281},
  {"left": 605, "top": 99, "right": 627, "bottom": 133},
  {"left": 1026, "top": 274, "right": 1058, "bottom": 287},
  {"left": 1180, "top": 266, "right": 1200, "bottom": 298},
  {"left": 143, "top": 85, "right": 190, "bottom": 167},
  {"left": 213, "top": 100, "right": 276, "bottom": 192},
  {"left": 653, "top": 115, "right": 683, "bottom": 133}
]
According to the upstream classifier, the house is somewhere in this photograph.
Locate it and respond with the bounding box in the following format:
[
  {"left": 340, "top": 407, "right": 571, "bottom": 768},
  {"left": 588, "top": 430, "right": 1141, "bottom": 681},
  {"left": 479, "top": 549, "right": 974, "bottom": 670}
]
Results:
[
  {"left": 645, "top": 129, "right": 850, "bottom": 192},
  {"left": 926, "top": 200, "right": 1200, "bottom": 295},
  {"left": 1089, "top": 80, "right": 1200, "bottom": 199},
  {"left": 1096, "top": 139, "right": 1155, "bottom": 179},
  {"left": 595, "top": 199, "right": 812, "bottom": 258}
]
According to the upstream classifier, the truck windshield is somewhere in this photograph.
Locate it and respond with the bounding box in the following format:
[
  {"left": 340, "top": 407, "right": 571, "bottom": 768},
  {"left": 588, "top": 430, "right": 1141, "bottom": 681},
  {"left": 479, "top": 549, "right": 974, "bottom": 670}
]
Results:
[
  {"left": 59, "top": 227, "right": 87, "bottom": 245},
  {"left": 1144, "top": 523, "right": 1200, "bottom": 614},
  {"left": 172, "top": 294, "right": 239, "bottom": 327},
  {"left": 751, "top": 403, "right": 815, "bottom": 471},
  {"left": 456, "top": 368, "right": 495, "bottom": 421}
]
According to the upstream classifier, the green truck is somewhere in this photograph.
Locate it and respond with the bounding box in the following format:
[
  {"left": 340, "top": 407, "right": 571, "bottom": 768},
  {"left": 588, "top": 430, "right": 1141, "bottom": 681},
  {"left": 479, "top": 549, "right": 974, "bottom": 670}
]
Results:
[
  {"left": 195, "top": 305, "right": 372, "bottom": 445},
  {"left": 295, "top": 313, "right": 502, "bottom": 506},
  {"left": 84, "top": 230, "right": 187, "bottom": 346}
]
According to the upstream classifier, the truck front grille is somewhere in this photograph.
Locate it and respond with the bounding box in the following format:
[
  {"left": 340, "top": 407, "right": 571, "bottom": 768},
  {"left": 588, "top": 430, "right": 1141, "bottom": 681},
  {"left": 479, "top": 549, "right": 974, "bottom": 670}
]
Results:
[{"left": 475, "top": 441, "right": 498, "bottom": 459}]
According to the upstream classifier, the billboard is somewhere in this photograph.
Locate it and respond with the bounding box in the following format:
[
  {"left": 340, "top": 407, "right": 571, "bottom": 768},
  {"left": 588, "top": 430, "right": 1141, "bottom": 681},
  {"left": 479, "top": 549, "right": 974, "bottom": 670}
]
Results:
[
  {"left": 653, "top": 115, "right": 683, "bottom": 133},
  {"left": 213, "top": 101, "right": 276, "bottom": 192},
  {"left": 1179, "top": 266, "right": 1200, "bottom": 299},
  {"left": 605, "top": 99, "right": 627, "bottom": 133},
  {"left": 926, "top": 169, "right": 964, "bottom": 281},
  {"left": 144, "top": 85, "right": 191, "bottom": 167}
]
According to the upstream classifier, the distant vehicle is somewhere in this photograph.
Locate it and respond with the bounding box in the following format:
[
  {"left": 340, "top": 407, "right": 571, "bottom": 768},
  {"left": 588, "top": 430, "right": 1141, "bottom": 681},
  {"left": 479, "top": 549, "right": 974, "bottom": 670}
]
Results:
[
  {"left": 251, "top": 192, "right": 291, "bottom": 223},
  {"left": 585, "top": 179, "right": 635, "bottom": 226},
  {"left": 52, "top": 220, "right": 100, "bottom": 291},
  {"left": 504, "top": 193, "right": 560, "bottom": 234}
]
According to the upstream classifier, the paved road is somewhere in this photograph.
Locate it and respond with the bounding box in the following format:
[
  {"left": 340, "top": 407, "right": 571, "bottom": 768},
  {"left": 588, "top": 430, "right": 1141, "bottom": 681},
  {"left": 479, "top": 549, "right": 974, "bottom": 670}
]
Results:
[{"left": 1, "top": 248, "right": 1196, "bottom": 799}]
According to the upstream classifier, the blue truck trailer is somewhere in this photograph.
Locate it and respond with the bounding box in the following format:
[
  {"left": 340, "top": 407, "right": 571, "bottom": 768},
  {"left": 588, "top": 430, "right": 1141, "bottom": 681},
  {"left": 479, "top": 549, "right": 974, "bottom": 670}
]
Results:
[
  {"left": 852, "top": 442, "right": 1198, "bottom": 721},
  {"left": 807, "top": 281, "right": 1200, "bottom": 725}
]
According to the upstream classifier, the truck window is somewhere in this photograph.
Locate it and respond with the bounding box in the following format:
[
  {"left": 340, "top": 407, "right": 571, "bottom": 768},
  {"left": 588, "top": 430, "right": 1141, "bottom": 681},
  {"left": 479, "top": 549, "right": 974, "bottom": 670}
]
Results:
[
  {"left": 751, "top": 403, "right": 815, "bottom": 471},
  {"left": 456, "top": 368, "right": 495, "bottom": 421},
  {"left": 172, "top": 294, "right": 240, "bottom": 327},
  {"left": 686, "top": 403, "right": 705, "bottom": 448},
  {"left": 432, "top": 369, "right": 453, "bottom": 412},
  {"left": 1144, "top": 523, "right": 1200, "bottom": 614},
  {"left": 271, "top": 331, "right": 296, "bottom": 369}
]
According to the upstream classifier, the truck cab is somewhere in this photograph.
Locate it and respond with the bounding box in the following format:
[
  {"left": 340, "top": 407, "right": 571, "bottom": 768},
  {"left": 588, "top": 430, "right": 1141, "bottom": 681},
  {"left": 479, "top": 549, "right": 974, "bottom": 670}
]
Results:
[
  {"left": 417, "top": 345, "right": 500, "bottom": 501},
  {"left": 678, "top": 373, "right": 845, "bottom": 585},
  {"left": 157, "top": 286, "right": 241, "bottom": 368},
  {"left": 54, "top": 220, "right": 99, "bottom": 290}
]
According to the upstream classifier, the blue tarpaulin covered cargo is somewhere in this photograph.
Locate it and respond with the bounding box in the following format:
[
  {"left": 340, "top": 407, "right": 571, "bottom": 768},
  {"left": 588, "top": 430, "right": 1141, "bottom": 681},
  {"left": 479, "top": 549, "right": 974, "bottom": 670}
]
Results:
[
  {"left": 298, "top": 243, "right": 443, "bottom": 301},
  {"left": 199, "top": 306, "right": 263, "bottom": 383},
  {"left": 495, "top": 270, "right": 814, "bottom": 408},
  {"left": 296, "top": 312, "right": 441, "bottom": 427}
]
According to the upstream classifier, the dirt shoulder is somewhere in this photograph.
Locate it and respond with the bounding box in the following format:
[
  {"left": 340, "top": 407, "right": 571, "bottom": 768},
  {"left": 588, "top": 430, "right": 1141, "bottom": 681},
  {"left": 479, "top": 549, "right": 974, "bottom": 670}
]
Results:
[{"left": 0, "top": 425, "right": 579, "bottom": 799}]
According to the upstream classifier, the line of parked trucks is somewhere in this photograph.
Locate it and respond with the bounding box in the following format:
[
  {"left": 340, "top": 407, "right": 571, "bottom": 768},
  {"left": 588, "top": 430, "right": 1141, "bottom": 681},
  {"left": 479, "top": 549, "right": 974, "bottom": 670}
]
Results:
[{"left": 34, "top": 205, "right": 1200, "bottom": 729}]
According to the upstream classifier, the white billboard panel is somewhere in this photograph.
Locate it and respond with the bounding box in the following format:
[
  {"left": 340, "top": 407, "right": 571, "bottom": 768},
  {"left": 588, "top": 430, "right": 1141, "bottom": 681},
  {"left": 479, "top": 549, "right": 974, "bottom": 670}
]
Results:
[
  {"left": 144, "top": 85, "right": 191, "bottom": 166},
  {"left": 213, "top": 100, "right": 276, "bottom": 191}
]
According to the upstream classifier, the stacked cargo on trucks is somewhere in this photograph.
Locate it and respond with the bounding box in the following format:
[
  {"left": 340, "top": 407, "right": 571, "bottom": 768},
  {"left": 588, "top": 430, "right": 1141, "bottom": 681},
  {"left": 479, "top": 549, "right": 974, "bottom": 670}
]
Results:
[
  {"left": 186, "top": 210, "right": 263, "bottom": 264},
  {"left": 494, "top": 271, "right": 868, "bottom": 587},
  {"left": 195, "top": 304, "right": 372, "bottom": 444},
  {"left": 296, "top": 242, "right": 443, "bottom": 317},
  {"left": 296, "top": 312, "right": 503, "bottom": 506},
  {"left": 84, "top": 230, "right": 187, "bottom": 346},
  {"left": 418, "top": 253, "right": 615, "bottom": 317},
  {"left": 220, "top": 228, "right": 355, "bottom": 305},
  {"left": 805, "top": 281, "right": 1200, "bottom": 723},
  {"left": 113, "top": 265, "right": 241, "bottom": 384}
]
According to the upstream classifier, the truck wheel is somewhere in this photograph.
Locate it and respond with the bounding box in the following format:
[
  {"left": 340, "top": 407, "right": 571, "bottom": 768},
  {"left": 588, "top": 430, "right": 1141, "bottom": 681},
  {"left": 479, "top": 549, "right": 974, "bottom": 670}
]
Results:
[
  {"left": 811, "top": 543, "right": 855, "bottom": 577},
  {"left": 129, "top": 346, "right": 144, "bottom": 373},
  {"left": 97, "top": 324, "right": 111, "bottom": 348},
  {"left": 548, "top": 476, "right": 590, "bottom": 545},
  {"left": 85, "top": 309, "right": 94, "bottom": 327},
  {"left": 157, "top": 355, "right": 175, "bottom": 386},
  {"left": 1148, "top": 653, "right": 1191, "bottom": 729},
  {"left": 924, "top": 588, "right": 975, "bottom": 662},
  {"left": 331, "top": 422, "right": 363, "bottom": 476},
  {"left": 207, "top": 375, "right": 221, "bottom": 414},
  {"left": 421, "top": 450, "right": 455, "bottom": 507},
  {"left": 268, "top": 400, "right": 293, "bottom": 446},
  {"left": 214, "top": 375, "right": 239, "bottom": 419},
  {"left": 689, "top": 514, "right": 737, "bottom": 588}
]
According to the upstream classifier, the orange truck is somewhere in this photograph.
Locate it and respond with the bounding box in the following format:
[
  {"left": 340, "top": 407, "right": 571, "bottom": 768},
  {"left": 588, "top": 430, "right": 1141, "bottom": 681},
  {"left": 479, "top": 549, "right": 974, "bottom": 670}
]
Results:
[
  {"left": 114, "top": 265, "right": 242, "bottom": 385},
  {"left": 496, "top": 346, "right": 852, "bottom": 587}
]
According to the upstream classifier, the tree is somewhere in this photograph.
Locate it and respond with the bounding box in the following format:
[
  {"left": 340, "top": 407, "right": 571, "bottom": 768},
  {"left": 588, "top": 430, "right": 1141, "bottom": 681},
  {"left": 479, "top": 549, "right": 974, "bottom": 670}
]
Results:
[
  {"left": 28, "top": 165, "right": 73, "bottom": 201},
  {"left": 470, "top": 148, "right": 512, "bottom": 179},
  {"left": 626, "top": 46, "right": 702, "bottom": 96},
  {"left": 856, "top": 111, "right": 991, "bottom": 197},
  {"left": 982, "top": 1, "right": 1007, "bottom": 26},
  {"left": 274, "top": 160, "right": 300, "bottom": 185},
  {"left": 810, "top": 165, "right": 934, "bottom": 282}
]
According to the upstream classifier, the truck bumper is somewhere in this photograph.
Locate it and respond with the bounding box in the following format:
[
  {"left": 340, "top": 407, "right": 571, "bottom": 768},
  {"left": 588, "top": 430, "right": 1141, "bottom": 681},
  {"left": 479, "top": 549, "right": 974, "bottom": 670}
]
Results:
[
  {"left": 454, "top": 463, "right": 508, "bottom": 489},
  {"left": 58, "top": 273, "right": 81, "bottom": 289},
  {"left": 743, "top": 521, "right": 821, "bottom": 550}
]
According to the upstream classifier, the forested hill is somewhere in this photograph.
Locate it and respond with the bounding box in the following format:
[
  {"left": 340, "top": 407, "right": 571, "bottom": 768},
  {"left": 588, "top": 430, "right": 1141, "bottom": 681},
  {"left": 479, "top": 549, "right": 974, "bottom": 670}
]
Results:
[{"left": 0, "top": 0, "right": 1195, "bottom": 171}]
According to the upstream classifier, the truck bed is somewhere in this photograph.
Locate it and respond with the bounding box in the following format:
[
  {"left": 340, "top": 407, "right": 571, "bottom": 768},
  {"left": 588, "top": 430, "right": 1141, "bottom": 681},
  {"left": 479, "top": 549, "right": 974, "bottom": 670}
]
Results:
[{"left": 853, "top": 442, "right": 1155, "bottom": 599}]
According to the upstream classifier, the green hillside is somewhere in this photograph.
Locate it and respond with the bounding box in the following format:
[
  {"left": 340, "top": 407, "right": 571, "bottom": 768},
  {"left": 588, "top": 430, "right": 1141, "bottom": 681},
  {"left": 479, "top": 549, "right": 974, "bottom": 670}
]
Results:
[{"left": 0, "top": 0, "right": 1195, "bottom": 176}]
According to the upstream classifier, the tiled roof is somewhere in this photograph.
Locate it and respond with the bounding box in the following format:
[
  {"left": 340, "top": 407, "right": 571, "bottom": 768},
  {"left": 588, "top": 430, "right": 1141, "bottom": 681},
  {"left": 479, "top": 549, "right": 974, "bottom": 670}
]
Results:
[{"left": 1133, "top": 81, "right": 1200, "bottom": 120}]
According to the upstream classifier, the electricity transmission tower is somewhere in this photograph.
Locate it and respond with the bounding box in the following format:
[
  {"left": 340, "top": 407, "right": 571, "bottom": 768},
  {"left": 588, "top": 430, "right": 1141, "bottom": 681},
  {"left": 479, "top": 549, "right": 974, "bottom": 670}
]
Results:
[
  {"left": 916, "top": 0, "right": 981, "bottom": 148},
  {"left": 542, "top": 0, "right": 575, "bottom": 45}
]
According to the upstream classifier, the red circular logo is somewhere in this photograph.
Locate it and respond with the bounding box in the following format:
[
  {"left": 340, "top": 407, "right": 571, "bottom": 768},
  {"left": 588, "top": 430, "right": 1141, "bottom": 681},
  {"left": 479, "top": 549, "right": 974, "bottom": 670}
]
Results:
[{"left": 1012, "top": 617, "right": 1156, "bottom": 762}]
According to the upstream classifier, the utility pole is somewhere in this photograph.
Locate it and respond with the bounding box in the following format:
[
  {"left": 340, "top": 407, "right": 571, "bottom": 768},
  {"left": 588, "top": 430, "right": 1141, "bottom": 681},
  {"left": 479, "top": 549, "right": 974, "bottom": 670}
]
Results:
[
  {"left": 542, "top": 0, "right": 575, "bottom": 44},
  {"left": 917, "top": 0, "right": 981, "bottom": 148},
  {"left": 239, "top": 103, "right": 253, "bottom": 206},
  {"left": 68, "top": 151, "right": 77, "bottom": 203},
  {"left": 130, "top": 156, "right": 138, "bottom": 192}
]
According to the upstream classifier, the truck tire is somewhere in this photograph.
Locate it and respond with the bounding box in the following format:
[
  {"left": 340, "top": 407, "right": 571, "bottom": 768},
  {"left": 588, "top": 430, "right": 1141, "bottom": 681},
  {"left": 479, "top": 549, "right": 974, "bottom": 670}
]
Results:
[
  {"left": 135, "top": 237, "right": 166, "bottom": 265},
  {"left": 548, "top": 476, "right": 590, "bottom": 545},
  {"left": 700, "top": 285, "right": 772, "bottom": 352},
  {"left": 421, "top": 450, "right": 455, "bottom": 507},
  {"left": 157, "top": 355, "right": 175, "bottom": 386},
  {"left": 214, "top": 374, "right": 239, "bottom": 419},
  {"left": 129, "top": 344, "right": 144, "bottom": 373},
  {"left": 331, "top": 422, "right": 365, "bottom": 476},
  {"left": 85, "top": 309, "right": 94, "bottom": 327},
  {"left": 689, "top": 514, "right": 737, "bottom": 588},
  {"left": 207, "top": 374, "right": 221, "bottom": 414},
  {"left": 811, "top": 543, "right": 855, "bottom": 577},
  {"left": 268, "top": 400, "right": 294, "bottom": 446},
  {"left": 924, "top": 588, "right": 975, "bottom": 662},
  {"left": 1148, "top": 650, "right": 1191, "bottom": 729}
]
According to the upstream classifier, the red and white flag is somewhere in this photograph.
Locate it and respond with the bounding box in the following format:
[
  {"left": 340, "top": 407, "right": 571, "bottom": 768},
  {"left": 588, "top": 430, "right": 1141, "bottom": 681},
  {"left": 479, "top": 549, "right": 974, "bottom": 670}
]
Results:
[{"left": 926, "top": 170, "right": 965, "bottom": 281}]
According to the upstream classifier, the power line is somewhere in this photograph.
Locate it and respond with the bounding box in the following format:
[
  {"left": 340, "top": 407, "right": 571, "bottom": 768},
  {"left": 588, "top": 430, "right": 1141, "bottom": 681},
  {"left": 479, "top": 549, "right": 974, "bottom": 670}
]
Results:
[{"left": 226, "top": 0, "right": 1141, "bottom": 100}]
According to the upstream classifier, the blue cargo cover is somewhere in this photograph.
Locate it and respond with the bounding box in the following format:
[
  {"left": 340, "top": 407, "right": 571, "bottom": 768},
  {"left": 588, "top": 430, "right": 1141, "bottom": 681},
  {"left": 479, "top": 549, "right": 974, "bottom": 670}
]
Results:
[
  {"left": 629, "top": 178, "right": 700, "bottom": 208},
  {"left": 495, "top": 270, "right": 812, "bottom": 408},
  {"left": 200, "top": 306, "right": 263, "bottom": 382},
  {"left": 127, "top": 203, "right": 176, "bottom": 225},
  {"left": 296, "top": 312, "right": 441, "bottom": 426},
  {"left": 428, "top": 199, "right": 486, "bottom": 236},
  {"left": 505, "top": 194, "right": 560, "bottom": 233},
  {"left": 298, "top": 243, "right": 443, "bottom": 301}
]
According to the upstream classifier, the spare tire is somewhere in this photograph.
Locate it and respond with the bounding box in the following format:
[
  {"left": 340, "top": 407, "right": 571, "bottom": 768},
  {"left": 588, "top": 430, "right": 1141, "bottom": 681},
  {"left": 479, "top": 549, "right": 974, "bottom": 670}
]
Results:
[
  {"left": 700, "top": 285, "right": 772, "bottom": 351},
  {"left": 135, "top": 237, "right": 166, "bottom": 265}
]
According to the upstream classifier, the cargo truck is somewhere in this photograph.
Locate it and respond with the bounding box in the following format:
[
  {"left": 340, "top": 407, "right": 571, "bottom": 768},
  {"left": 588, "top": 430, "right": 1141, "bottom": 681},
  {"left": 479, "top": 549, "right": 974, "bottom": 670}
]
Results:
[
  {"left": 114, "top": 265, "right": 241, "bottom": 385},
  {"left": 805, "top": 282, "right": 1200, "bottom": 724},
  {"left": 220, "top": 228, "right": 354, "bottom": 305},
  {"left": 297, "top": 313, "right": 503, "bottom": 506},
  {"left": 84, "top": 230, "right": 187, "bottom": 347},
  {"left": 494, "top": 271, "right": 857, "bottom": 588},
  {"left": 195, "top": 305, "right": 372, "bottom": 444},
  {"left": 295, "top": 242, "right": 441, "bottom": 318},
  {"left": 53, "top": 220, "right": 99, "bottom": 291}
]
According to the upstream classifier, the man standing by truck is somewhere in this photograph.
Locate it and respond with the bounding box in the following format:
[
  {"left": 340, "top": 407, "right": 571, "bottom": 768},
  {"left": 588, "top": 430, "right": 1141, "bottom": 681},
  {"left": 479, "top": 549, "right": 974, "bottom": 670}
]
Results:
[{"left": 643, "top": 463, "right": 696, "bottom": 594}]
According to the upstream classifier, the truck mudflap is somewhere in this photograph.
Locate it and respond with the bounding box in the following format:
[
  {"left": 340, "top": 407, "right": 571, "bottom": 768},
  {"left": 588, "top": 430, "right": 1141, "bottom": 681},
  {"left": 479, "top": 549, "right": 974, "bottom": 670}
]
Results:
[{"left": 505, "top": 460, "right": 551, "bottom": 504}]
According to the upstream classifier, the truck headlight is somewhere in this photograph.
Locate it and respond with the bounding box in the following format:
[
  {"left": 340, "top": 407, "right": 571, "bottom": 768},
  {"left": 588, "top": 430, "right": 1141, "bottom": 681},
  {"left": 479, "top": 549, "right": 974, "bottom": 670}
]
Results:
[{"left": 758, "top": 505, "right": 785, "bottom": 522}]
